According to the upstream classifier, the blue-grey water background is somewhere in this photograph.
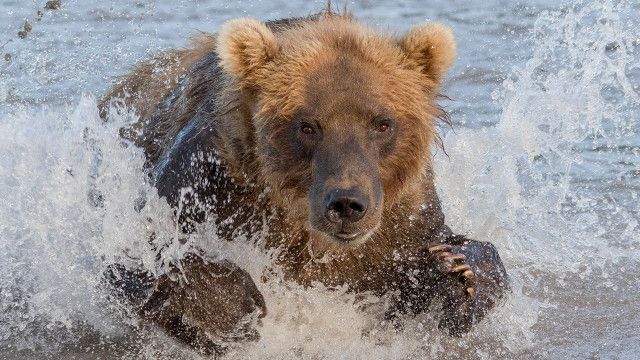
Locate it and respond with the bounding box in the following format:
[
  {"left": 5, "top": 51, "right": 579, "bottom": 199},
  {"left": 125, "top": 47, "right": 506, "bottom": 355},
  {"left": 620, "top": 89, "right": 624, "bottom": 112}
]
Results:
[{"left": 0, "top": 0, "right": 639, "bottom": 359}]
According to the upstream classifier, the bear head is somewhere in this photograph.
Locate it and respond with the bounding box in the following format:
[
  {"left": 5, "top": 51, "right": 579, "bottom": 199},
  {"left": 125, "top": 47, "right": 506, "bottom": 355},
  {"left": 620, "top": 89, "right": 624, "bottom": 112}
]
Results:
[{"left": 216, "top": 13, "right": 456, "bottom": 247}]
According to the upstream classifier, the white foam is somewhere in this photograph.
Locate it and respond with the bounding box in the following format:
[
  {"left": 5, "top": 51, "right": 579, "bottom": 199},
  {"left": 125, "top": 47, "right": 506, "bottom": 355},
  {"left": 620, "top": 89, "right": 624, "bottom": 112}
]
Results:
[{"left": 0, "top": 0, "right": 638, "bottom": 358}]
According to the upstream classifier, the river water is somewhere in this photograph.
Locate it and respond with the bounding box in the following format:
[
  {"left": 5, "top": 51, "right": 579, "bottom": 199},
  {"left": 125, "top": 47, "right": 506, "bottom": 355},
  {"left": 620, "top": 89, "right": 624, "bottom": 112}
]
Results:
[{"left": 0, "top": 0, "right": 639, "bottom": 359}]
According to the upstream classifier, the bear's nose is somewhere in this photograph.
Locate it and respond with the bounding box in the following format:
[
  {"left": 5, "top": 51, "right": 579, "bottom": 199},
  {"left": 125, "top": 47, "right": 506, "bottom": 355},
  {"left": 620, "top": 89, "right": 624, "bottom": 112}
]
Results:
[{"left": 324, "top": 189, "right": 368, "bottom": 224}]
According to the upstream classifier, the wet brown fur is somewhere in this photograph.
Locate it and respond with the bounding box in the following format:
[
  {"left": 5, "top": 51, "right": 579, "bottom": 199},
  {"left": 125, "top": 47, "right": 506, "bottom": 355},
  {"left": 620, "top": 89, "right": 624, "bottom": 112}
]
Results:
[
  {"left": 100, "top": 34, "right": 218, "bottom": 119},
  {"left": 101, "top": 10, "right": 508, "bottom": 354},
  {"left": 100, "top": 13, "right": 447, "bottom": 283}
]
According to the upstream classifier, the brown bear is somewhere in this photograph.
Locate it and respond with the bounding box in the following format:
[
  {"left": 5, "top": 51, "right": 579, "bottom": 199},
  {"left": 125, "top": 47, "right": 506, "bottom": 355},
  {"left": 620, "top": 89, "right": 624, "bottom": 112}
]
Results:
[{"left": 100, "top": 10, "right": 509, "bottom": 355}]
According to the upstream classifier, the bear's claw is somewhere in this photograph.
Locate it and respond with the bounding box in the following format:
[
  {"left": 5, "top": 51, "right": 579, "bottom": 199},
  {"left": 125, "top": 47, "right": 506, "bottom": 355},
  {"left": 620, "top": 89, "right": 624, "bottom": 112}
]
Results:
[
  {"left": 427, "top": 243, "right": 477, "bottom": 334},
  {"left": 446, "top": 254, "right": 466, "bottom": 262},
  {"left": 428, "top": 243, "right": 475, "bottom": 285},
  {"left": 428, "top": 245, "right": 474, "bottom": 277},
  {"left": 462, "top": 269, "right": 474, "bottom": 280},
  {"left": 428, "top": 244, "right": 452, "bottom": 253}
]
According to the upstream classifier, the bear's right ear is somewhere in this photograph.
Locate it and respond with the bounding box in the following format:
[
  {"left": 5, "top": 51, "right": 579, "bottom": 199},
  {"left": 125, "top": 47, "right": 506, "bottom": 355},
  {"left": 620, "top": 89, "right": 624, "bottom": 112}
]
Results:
[{"left": 217, "top": 18, "right": 279, "bottom": 83}]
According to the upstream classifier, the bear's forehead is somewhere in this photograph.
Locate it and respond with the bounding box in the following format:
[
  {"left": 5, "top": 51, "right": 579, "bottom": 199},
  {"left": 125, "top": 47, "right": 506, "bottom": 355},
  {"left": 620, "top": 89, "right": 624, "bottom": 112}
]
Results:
[
  {"left": 257, "top": 51, "right": 430, "bottom": 123},
  {"left": 299, "top": 57, "right": 387, "bottom": 122},
  {"left": 254, "top": 17, "right": 436, "bottom": 123}
]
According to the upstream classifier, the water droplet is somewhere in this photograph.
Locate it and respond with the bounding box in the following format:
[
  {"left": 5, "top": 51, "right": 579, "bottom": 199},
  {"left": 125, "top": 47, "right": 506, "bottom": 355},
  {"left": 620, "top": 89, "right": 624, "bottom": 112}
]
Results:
[{"left": 44, "top": 0, "right": 61, "bottom": 10}]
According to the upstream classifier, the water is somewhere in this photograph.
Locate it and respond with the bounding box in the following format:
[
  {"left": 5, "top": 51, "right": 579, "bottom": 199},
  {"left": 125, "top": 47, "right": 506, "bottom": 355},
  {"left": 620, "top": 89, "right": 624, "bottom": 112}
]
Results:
[{"left": 1, "top": 0, "right": 639, "bottom": 359}]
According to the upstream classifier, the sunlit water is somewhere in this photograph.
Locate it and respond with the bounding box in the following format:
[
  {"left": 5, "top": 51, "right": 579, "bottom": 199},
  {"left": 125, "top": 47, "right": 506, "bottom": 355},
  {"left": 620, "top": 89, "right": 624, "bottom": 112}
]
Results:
[{"left": 1, "top": 0, "right": 639, "bottom": 359}]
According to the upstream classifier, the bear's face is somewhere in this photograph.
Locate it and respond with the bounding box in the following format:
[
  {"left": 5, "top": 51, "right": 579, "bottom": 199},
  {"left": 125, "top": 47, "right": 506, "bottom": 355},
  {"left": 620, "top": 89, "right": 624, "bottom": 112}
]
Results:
[{"left": 217, "top": 15, "right": 456, "bottom": 246}]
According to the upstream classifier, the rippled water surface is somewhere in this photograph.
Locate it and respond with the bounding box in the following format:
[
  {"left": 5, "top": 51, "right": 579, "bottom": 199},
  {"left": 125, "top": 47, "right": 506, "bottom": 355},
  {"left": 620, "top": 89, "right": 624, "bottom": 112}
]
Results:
[{"left": 1, "top": 0, "right": 639, "bottom": 359}]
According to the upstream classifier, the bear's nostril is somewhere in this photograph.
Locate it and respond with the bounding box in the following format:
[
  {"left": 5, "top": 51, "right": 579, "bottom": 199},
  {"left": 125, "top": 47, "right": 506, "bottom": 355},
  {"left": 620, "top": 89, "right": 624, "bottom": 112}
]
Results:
[
  {"left": 324, "top": 189, "right": 369, "bottom": 223},
  {"left": 332, "top": 201, "right": 344, "bottom": 214},
  {"left": 349, "top": 202, "right": 364, "bottom": 213}
]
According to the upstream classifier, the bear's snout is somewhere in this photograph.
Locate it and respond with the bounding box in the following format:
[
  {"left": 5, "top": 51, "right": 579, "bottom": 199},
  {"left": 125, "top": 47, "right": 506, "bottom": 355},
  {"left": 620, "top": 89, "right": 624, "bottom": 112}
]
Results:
[
  {"left": 309, "top": 147, "right": 383, "bottom": 245},
  {"left": 324, "top": 187, "right": 369, "bottom": 224}
]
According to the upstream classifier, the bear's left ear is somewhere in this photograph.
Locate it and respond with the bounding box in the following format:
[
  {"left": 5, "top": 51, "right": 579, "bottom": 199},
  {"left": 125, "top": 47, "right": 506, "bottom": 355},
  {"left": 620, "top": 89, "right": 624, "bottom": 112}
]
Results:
[
  {"left": 217, "top": 18, "right": 279, "bottom": 83},
  {"left": 399, "top": 23, "right": 457, "bottom": 82}
]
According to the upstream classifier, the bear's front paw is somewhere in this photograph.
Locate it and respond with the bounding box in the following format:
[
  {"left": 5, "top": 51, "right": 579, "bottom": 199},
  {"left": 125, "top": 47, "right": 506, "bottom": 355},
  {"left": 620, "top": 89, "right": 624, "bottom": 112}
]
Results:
[
  {"left": 427, "top": 244, "right": 476, "bottom": 336},
  {"left": 139, "top": 254, "right": 266, "bottom": 355}
]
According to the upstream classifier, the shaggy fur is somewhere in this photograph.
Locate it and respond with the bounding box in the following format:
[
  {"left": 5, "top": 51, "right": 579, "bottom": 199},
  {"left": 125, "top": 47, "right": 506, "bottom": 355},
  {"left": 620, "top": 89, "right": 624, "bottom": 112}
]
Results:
[{"left": 101, "top": 11, "right": 509, "bottom": 355}]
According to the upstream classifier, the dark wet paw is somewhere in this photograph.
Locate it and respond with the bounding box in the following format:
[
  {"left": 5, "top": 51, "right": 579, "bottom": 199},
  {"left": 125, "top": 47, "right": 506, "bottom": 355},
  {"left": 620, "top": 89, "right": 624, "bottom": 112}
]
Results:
[
  {"left": 139, "top": 254, "right": 266, "bottom": 354},
  {"left": 427, "top": 244, "right": 476, "bottom": 336}
]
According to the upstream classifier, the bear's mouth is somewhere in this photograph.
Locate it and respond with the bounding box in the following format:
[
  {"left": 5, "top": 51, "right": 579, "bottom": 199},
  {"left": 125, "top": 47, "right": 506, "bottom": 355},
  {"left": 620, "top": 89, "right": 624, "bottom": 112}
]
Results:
[
  {"left": 327, "top": 227, "right": 377, "bottom": 245},
  {"left": 332, "top": 231, "right": 361, "bottom": 242}
]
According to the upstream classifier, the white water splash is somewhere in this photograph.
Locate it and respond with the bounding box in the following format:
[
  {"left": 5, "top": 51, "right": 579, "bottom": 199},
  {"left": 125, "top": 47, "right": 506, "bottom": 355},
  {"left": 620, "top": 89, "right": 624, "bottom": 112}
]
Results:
[
  {"left": 436, "top": 0, "right": 639, "bottom": 269},
  {"left": 0, "top": 0, "right": 638, "bottom": 359}
]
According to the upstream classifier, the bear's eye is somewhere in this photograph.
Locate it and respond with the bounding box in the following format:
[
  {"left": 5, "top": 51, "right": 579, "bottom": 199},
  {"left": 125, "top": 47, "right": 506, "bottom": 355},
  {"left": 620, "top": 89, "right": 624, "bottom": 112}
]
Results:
[
  {"left": 300, "top": 123, "right": 316, "bottom": 135},
  {"left": 375, "top": 123, "right": 389, "bottom": 133},
  {"left": 372, "top": 119, "right": 393, "bottom": 134}
]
